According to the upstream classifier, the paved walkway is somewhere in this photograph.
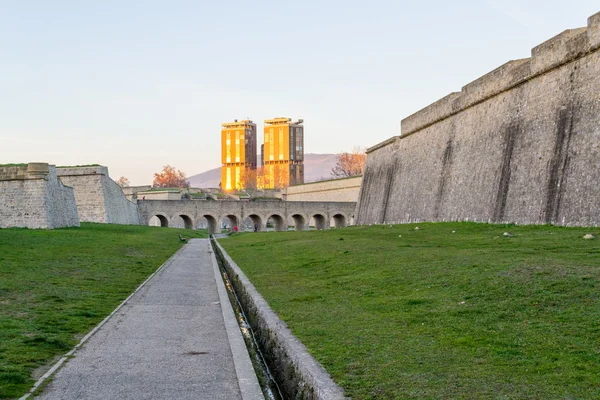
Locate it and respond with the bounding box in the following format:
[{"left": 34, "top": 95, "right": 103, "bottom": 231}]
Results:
[{"left": 35, "top": 239, "right": 264, "bottom": 400}]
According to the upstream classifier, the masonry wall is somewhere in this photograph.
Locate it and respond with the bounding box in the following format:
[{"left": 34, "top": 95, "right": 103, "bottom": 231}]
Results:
[
  {"left": 137, "top": 190, "right": 182, "bottom": 201},
  {"left": 356, "top": 12, "right": 600, "bottom": 227},
  {"left": 103, "top": 176, "right": 141, "bottom": 224},
  {"left": 46, "top": 166, "right": 81, "bottom": 228},
  {"left": 58, "top": 168, "right": 106, "bottom": 222},
  {"left": 0, "top": 164, "right": 79, "bottom": 229},
  {"left": 282, "top": 176, "right": 362, "bottom": 202},
  {"left": 121, "top": 185, "right": 152, "bottom": 202},
  {"left": 57, "top": 166, "right": 140, "bottom": 225},
  {"left": 138, "top": 200, "right": 357, "bottom": 231}
]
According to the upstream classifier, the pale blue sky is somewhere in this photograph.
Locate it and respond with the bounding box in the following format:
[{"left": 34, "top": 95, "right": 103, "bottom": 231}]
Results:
[{"left": 1, "top": 1, "right": 598, "bottom": 185}]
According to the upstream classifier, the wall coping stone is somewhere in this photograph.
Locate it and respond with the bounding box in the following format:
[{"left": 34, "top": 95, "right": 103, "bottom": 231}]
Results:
[
  {"left": 56, "top": 166, "right": 108, "bottom": 176},
  {"left": 0, "top": 163, "right": 51, "bottom": 181},
  {"left": 366, "top": 136, "right": 400, "bottom": 154},
  {"left": 288, "top": 175, "right": 363, "bottom": 188}
]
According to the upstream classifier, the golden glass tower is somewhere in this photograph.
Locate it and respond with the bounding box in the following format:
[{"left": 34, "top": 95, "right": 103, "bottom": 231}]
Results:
[
  {"left": 263, "top": 117, "right": 304, "bottom": 189},
  {"left": 221, "top": 120, "right": 257, "bottom": 191}
]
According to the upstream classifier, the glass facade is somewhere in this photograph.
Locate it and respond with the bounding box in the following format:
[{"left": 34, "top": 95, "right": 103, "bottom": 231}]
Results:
[{"left": 221, "top": 120, "right": 257, "bottom": 191}]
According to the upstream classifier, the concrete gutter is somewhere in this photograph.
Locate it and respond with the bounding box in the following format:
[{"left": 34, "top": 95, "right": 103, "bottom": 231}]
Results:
[
  {"left": 207, "top": 241, "right": 264, "bottom": 400},
  {"left": 212, "top": 239, "right": 348, "bottom": 400}
]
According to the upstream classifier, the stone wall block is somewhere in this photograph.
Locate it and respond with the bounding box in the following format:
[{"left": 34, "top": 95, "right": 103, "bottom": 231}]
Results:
[
  {"left": 0, "top": 165, "right": 79, "bottom": 229},
  {"left": 57, "top": 166, "right": 139, "bottom": 225},
  {"left": 531, "top": 28, "right": 588, "bottom": 74}
]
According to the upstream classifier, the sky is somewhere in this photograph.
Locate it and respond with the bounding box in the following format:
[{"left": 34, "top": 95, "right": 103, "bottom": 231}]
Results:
[{"left": 1, "top": 1, "right": 598, "bottom": 185}]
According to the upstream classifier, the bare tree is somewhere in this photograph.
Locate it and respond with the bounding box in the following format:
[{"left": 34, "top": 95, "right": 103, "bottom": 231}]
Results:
[
  {"left": 331, "top": 148, "right": 366, "bottom": 178},
  {"left": 273, "top": 164, "right": 289, "bottom": 190},
  {"left": 256, "top": 167, "right": 267, "bottom": 190},
  {"left": 243, "top": 167, "right": 259, "bottom": 190},
  {"left": 116, "top": 176, "right": 130, "bottom": 187}
]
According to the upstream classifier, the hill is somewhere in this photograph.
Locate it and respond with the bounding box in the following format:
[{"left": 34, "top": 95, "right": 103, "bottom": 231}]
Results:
[
  {"left": 187, "top": 167, "right": 221, "bottom": 188},
  {"left": 187, "top": 153, "right": 339, "bottom": 188}
]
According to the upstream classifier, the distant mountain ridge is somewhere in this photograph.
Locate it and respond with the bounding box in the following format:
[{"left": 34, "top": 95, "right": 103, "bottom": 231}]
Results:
[
  {"left": 187, "top": 153, "right": 338, "bottom": 188},
  {"left": 187, "top": 167, "right": 221, "bottom": 189}
]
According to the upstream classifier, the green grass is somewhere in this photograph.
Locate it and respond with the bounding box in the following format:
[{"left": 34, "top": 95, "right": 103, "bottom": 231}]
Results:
[
  {"left": 219, "top": 222, "right": 600, "bottom": 399},
  {"left": 0, "top": 223, "right": 206, "bottom": 399}
]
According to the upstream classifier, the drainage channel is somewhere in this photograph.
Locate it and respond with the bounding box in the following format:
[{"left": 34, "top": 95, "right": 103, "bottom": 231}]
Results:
[{"left": 211, "top": 237, "right": 284, "bottom": 400}]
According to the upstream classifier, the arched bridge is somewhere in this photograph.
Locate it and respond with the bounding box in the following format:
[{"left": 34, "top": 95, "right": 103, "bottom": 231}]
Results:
[{"left": 137, "top": 200, "right": 357, "bottom": 233}]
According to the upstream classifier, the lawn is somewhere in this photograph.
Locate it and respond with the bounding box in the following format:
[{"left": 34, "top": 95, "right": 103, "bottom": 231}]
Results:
[
  {"left": 219, "top": 223, "right": 600, "bottom": 399},
  {"left": 0, "top": 223, "right": 206, "bottom": 399}
]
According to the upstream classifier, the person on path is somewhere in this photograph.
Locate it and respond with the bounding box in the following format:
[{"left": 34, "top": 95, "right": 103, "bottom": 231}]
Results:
[{"left": 253, "top": 224, "right": 258, "bottom": 232}]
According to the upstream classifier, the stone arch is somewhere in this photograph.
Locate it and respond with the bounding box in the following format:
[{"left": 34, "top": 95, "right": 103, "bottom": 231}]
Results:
[
  {"left": 202, "top": 213, "right": 219, "bottom": 234},
  {"left": 222, "top": 214, "right": 240, "bottom": 230},
  {"left": 247, "top": 214, "right": 263, "bottom": 232},
  {"left": 310, "top": 213, "right": 327, "bottom": 230},
  {"left": 291, "top": 213, "right": 307, "bottom": 231},
  {"left": 149, "top": 214, "right": 169, "bottom": 227},
  {"left": 331, "top": 213, "right": 347, "bottom": 228},
  {"left": 195, "top": 217, "right": 208, "bottom": 230},
  {"left": 267, "top": 214, "right": 286, "bottom": 232},
  {"left": 177, "top": 214, "right": 194, "bottom": 229},
  {"left": 241, "top": 217, "right": 253, "bottom": 231}
]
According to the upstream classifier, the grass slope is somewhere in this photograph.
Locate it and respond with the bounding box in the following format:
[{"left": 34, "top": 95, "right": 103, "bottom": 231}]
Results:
[
  {"left": 220, "top": 223, "right": 600, "bottom": 399},
  {"left": 0, "top": 223, "right": 205, "bottom": 399}
]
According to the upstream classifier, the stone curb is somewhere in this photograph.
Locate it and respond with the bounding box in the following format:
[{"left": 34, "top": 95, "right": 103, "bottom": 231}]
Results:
[
  {"left": 19, "top": 245, "right": 187, "bottom": 400},
  {"left": 205, "top": 239, "right": 265, "bottom": 400},
  {"left": 212, "top": 239, "right": 348, "bottom": 400}
]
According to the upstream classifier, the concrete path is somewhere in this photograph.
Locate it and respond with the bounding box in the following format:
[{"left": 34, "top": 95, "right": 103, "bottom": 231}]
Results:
[{"left": 34, "top": 239, "right": 264, "bottom": 400}]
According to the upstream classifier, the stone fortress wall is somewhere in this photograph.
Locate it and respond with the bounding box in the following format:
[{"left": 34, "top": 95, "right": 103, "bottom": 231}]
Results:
[
  {"left": 137, "top": 189, "right": 183, "bottom": 201},
  {"left": 57, "top": 166, "right": 140, "bottom": 225},
  {"left": 282, "top": 176, "right": 362, "bottom": 202},
  {"left": 356, "top": 12, "right": 600, "bottom": 227},
  {"left": 0, "top": 162, "right": 355, "bottom": 231},
  {"left": 121, "top": 185, "right": 152, "bottom": 202},
  {"left": 0, "top": 163, "right": 80, "bottom": 229}
]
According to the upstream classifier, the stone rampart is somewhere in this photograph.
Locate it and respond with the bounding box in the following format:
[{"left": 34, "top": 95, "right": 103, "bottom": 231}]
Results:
[
  {"left": 137, "top": 189, "right": 183, "bottom": 201},
  {"left": 121, "top": 185, "right": 152, "bottom": 202},
  {"left": 57, "top": 166, "right": 140, "bottom": 225},
  {"left": 282, "top": 176, "right": 362, "bottom": 202},
  {"left": 356, "top": 12, "right": 600, "bottom": 227},
  {"left": 103, "top": 176, "right": 142, "bottom": 224},
  {"left": 0, "top": 163, "right": 79, "bottom": 229}
]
